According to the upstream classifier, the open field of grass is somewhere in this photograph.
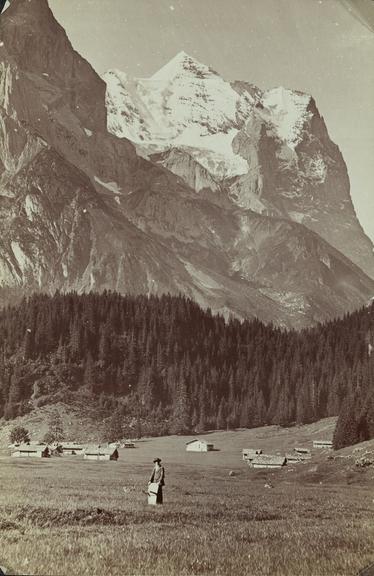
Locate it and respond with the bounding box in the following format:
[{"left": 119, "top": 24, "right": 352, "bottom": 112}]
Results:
[{"left": 1, "top": 418, "right": 374, "bottom": 576}]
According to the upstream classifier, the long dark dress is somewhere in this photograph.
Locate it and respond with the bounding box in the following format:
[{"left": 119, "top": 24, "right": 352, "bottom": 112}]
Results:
[{"left": 149, "top": 465, "right": 165, "bottom": 504}]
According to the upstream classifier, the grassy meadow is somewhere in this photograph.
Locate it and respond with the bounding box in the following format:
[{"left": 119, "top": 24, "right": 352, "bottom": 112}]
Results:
[{"left": 1, "top": 418, "right": 374, "bottom": 576}]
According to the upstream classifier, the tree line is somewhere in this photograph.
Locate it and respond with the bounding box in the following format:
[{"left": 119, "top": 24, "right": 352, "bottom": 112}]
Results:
[{"left": 0, "top": 291, "right": 373, "bottom": 447}]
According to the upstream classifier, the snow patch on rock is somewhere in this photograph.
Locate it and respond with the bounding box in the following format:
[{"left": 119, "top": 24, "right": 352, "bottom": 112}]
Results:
[
  {"left": 94, "top": 176, "right": 122, "bottom": 194},
  {"left": 25, "top": 195, "right": 40, "bottom": 221},
  {"left": 262, "top": 87, "right": 312, "bottom": 149},
  {"left": 11, "top": 241, "right": 29, "bottom": 272}
]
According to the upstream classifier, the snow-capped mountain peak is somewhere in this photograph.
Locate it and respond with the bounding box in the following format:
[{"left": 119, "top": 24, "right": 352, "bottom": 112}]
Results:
[
  {"left": 104, "top": 54, "right": 316, "bottom": 180},
  {"left": 105, "top": 53, "right": 256, "bottom": 178},
  {"left": 150, "top": 50, "right": 218, "bottom": 82},
  {"left": 103, "top": 53, "right": 374, "bottom": 280}
]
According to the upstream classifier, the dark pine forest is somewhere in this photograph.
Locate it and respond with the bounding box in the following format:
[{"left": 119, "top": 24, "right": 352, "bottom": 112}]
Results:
[{"left": 0, "top": 292, "right": 373, "bottom": 449}]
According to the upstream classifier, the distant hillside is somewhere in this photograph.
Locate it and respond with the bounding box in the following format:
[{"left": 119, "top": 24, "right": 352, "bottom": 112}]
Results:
[
  {"left": 0, "top": 292, "right": 373, "bottom": 445},
  {"left": 0, "top": 401, "right": 105, "bottom": 448}
]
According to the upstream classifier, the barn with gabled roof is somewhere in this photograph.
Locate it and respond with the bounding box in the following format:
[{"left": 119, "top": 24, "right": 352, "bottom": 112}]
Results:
[
  {"left": 12, "top": 444, "right": 50, "bottom": 458},
  {"left": 60, "top": 443, "right": 85, "bottom": 455},
  {"left": 186, "top": 439, "right": 214, "bottom": 452},
  {"left": 83, "top": 446, "right": 119, "bottom": 461}
]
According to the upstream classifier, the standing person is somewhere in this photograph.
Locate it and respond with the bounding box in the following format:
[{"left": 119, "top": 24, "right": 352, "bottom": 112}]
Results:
[{"left": 148, "top": 458, "right": 165, "bottom": 504}]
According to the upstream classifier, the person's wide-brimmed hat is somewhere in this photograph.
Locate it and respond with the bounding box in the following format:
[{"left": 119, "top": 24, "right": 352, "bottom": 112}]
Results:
[{"left": 153, "top": 457, "right": 161, "bottom": 463}]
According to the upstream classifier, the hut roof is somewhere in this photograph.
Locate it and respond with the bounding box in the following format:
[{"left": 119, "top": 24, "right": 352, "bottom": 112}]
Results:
[
  {"left": 252, "top": 454, "right": 286, "bottom": 466},
  {"left": 313, "top": 439, "right": 333, "bottom": 445},
  {"left": 15, "top": 444, "right": 49, "bottom": 452},
  {"left": 84, "top": 446, "right": 118, "bottom": 456},
  {"left": 185, "top": 439, "right": 213, "bottom": 446},
  {"left": 61, "top": 443, "right": 84, "bottom": 450}
]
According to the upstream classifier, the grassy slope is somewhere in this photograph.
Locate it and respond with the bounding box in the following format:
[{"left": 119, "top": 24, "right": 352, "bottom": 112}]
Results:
[
  {"left": 1, "top": 418, "right": 374, "bottom": 576},
  {"left": 0, "top": 402, "right": 106, "bottom": 448}
]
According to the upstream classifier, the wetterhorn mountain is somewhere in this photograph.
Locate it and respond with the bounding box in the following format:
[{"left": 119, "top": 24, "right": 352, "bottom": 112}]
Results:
[
  {"left": 0, "top": 0, "right": 373, "bottom": 328},
  {"left": 105, "top": 51, "right": 374, "bottom": 280}
]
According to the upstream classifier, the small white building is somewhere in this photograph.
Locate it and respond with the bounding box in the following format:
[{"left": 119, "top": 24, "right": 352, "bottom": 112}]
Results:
[
  {"left": 12, "top": 444, "right": 50, "bottom": 458},
  {"left": 186, "top": 439, "right": 214, "bottom": 452},
  {"left": 313, "top": 440, "right": 333, "bottom": 449},
  {"left": 251, "top": 454, "right": 286, "bottom": 469},
  {"left": 242, "top": 448, "right": 262, "bottom": 461},
  {"left": 84, "top": 446, "right": 119, "bottom": 461}
]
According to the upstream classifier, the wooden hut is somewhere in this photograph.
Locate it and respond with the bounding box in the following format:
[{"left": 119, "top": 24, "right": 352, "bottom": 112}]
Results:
[
  {"left": 12, "top": 444, "right": 50, "bottom": 458},
  {"left": 251, "top": 454, "right": 286, "bottom": 469},
  {"left": 313, "top": 440, "right": 333, "bottom": 449},
  {"left": 186, "top": 439, "right": 214, "bottom": 452},
  {"left": 60, "top": 443, "right": 85, "bottom": 455},
  {"left": 84, "top": 446, "right": 119, "bottom": 461},
  {"left": 123, "top": 441, "right": 135, "bottom": 448}
]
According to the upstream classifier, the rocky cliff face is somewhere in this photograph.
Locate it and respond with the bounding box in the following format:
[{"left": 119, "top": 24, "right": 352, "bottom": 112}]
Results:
[
  {"left": 0, "top": 0, "right": 373, "bottom": 328},
  {"left": 105, "top": 53, "right": 374, "bottom": 279}
]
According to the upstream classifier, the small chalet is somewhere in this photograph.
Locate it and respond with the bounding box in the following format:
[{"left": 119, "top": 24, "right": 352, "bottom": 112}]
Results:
[
  {"left": 251, "top": 454, "right": 286, "bottom": 469},
  {"left": 123, "top": 441, "right": 135, "bottom": 449},
  {"left": 84, "top": 446, "right": 119, "bottom": 461},
  {"left": 242, "top": 448, "right": 262, "bottom": 461},
  {"left": 186, "top": 439, "right": 214, "bottom": 452},
  {"left": 313, "top": 440, "right": 333, "bottom": 449},
  {"left": 60, "top": 443, "right": 85, "bottom": 455},
  {"left": 12, "top": 444, "right": 50, "bottom": 458}
]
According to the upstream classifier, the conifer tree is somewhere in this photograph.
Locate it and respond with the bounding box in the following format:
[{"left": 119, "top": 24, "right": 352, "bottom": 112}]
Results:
[
  {"left": 216, "top": 397, "right": 227, "bottom": 430},
  {"left": 44, "top": 409, "right": 64, "bottom": 443},
  {"left": 105, "top": 408, "right": 124, "bottom": 442},
  {"left": 333, "top": 395, "right": 358, "bottom": 449},
  {"left": 170, "top": 376, "right": 191, "bottom": 434}
]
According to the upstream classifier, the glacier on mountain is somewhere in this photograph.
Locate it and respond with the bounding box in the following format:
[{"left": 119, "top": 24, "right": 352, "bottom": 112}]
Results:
[
  {"left": 103, "top": 51, "right": 374, "bottom": 280},
  {"left": 104, "top": 52, "right": 313, "bottom": 180}
]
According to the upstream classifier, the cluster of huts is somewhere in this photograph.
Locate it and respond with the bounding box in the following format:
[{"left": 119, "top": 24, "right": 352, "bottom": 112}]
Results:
[
  {"left": 183, "top": 437, "right": 333, "bottom": 467},
  {"left": 9, "top": 435, "right": 333, "bottom": 468},
  {"left": 10, "top": 440, "right": 136, "bottom": 461},
  {"left": 242, "top": 439, "right": 333, "bottom": 469}
]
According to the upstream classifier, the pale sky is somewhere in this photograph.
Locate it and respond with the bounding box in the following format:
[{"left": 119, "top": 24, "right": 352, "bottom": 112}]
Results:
[{"left": 48, "top": 0, "right": 374, "bottom": 242}]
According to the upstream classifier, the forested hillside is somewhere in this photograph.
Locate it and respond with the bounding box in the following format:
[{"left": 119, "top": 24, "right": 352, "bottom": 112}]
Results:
[{"left": 0, "top": 292, "right": 373, "bottom": 446}]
